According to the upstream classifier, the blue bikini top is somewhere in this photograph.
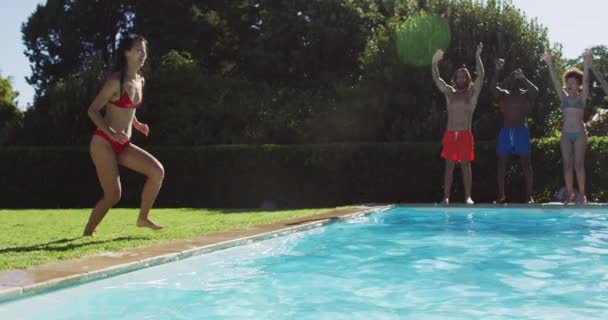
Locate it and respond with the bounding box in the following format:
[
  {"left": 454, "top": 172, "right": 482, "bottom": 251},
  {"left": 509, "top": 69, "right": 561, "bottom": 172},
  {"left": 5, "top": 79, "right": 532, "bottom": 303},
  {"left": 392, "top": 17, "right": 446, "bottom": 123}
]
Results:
[{"left": 560, "top": 97, "right": 585, "bottom": 110}]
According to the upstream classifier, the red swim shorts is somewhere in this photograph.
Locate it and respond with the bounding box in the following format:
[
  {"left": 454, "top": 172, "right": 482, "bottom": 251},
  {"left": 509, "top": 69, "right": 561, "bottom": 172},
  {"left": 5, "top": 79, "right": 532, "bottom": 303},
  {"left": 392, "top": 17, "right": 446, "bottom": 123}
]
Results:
[{"left": 441, "top": 130, "right": 474, "bottom": 162}]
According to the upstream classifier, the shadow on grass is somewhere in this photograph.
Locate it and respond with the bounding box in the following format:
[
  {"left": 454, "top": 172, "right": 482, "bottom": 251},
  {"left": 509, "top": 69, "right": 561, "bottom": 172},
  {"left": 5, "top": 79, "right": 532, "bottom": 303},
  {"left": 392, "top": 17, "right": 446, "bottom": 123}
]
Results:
[{"left": 0, "top": 236, "right": 150, "bottom": 254}]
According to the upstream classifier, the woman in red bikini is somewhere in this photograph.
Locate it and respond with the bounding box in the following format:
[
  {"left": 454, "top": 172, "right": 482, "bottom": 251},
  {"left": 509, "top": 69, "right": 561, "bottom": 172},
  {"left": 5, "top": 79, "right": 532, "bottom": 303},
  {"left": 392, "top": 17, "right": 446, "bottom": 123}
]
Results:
[{"left": 83, "top": 34, "right": 164, "bottom": 236}]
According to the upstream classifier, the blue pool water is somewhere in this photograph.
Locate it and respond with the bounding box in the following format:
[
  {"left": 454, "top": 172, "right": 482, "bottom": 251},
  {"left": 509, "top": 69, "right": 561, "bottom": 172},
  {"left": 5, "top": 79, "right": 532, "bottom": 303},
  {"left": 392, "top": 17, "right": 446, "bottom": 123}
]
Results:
[{"left": 2, "top": 207, "right": 608, "bottom": 319}]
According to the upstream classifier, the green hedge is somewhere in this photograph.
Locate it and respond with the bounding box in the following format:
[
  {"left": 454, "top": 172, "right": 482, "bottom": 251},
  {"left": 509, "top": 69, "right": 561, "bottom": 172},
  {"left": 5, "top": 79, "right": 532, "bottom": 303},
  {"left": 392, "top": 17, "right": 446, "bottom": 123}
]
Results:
[{"left": 1, "top": 138, "right": 607, "bottom": 208}]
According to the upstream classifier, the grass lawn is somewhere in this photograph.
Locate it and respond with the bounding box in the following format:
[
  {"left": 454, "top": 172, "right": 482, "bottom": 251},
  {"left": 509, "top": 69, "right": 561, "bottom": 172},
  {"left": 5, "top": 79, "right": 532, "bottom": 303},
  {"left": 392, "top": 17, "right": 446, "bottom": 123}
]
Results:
[{"left": 0, "top": 207, "right": 334, "bottom": 271}]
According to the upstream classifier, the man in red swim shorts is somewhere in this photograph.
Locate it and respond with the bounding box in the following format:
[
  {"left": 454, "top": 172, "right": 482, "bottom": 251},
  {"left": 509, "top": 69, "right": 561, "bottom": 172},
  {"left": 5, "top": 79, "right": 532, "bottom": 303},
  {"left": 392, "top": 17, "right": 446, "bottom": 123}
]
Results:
[{"left": 432, "top": 43, "right": 484, "bottom": 205}]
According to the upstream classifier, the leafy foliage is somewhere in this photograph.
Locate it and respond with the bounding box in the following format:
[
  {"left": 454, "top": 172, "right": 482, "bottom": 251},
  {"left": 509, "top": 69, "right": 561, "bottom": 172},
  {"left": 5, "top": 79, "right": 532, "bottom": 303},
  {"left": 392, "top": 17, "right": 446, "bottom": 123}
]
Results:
[
  {"left": 12, "top": 0, "right": 597, "bottom": 146},
  {"left": 0, "top": 72, "right": 22, "bottom": 145}
]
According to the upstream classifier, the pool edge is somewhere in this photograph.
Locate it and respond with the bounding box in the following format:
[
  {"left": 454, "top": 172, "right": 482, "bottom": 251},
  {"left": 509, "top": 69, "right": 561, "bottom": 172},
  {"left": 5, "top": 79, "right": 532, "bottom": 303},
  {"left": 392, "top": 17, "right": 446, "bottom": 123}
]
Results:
[{"left": 0, "top": 205, "right": 393, "bottom": 304}]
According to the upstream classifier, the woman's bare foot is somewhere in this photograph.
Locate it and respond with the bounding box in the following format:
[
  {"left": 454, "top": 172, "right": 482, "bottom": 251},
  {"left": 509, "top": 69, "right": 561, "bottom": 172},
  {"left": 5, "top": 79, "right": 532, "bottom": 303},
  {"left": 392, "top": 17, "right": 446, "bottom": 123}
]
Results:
[
  {"left": 83, "top": 230, "right": 96, "bottom": 237},
  {"left": 465, "top": 197, "right": 475, "bottom": 205},
  {"left": 577, "top": 195, "right": 587, "bottom": 204},
  {"left": 441, "top": 198, "right": 450, "bottom": 205},
  {"left": 563, "top": 192, "right": 575, "bottom": 205},
  {"left": 137, "top": 218, "right": 164, "bottom": 230},
  {"left": 493, "top": 196, "right": 507, "bottom": 204},
  {"left": 527, "top": 197, "right": 535, "bottom": 204}
]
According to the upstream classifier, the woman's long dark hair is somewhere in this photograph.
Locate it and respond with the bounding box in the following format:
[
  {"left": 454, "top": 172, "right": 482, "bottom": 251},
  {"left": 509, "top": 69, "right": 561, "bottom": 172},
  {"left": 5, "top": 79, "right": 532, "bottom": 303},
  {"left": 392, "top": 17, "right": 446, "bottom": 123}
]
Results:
[{"left": 111, "top": 34, "right": 147, "bottom": 90}]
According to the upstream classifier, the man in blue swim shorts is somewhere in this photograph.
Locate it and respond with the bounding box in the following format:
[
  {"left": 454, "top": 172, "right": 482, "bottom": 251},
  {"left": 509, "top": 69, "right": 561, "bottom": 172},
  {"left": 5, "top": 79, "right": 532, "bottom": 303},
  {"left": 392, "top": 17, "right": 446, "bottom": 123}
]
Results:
[{"left": 490, "top": 59, "right": 538, "bottom": 203}]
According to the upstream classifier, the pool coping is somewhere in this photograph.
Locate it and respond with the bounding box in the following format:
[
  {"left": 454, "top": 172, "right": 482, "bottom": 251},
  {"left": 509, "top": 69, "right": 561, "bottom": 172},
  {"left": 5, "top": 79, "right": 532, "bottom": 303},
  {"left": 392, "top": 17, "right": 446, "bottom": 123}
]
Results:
[
  {"left": 393, "top": 202, "right": 608, "bottom": 208},
  {"left": 0, "top": 205, "right": 393, "bottom": 304}
]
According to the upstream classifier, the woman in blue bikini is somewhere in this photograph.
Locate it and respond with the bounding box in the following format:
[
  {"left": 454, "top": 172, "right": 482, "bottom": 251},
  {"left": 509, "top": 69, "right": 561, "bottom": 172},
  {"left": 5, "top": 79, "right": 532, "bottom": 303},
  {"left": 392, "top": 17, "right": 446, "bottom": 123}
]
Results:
[{"left": 543, "top": 50, "right": 592, "bottom": 204}]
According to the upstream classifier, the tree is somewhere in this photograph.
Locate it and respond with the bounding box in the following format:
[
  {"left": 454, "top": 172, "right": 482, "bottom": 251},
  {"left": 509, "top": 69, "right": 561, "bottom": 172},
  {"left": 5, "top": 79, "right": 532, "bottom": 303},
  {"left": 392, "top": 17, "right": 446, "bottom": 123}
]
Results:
[
  {"left": 576, "top": 45, "right": 608, "bottom": 136},
  {"left": 141, "top": 50, "right": 334, "bottom": 145},
  {"left": 21, "top": 0, "right": 135, "bottom": 95},
  {"left": 16, "top": 0, "right": 575, "bottom": 146},
  {"left": 353, "top": 0, "right": 559, "bottom": 141},
  {"left": 0, "top": 71, "right": 22, "bottom": 145},
  {"left": 135, "top": 0, "right": 372, "bottom": 82},
  {"left": 18, "top": 57, "right": 105, "bottom": 145}
]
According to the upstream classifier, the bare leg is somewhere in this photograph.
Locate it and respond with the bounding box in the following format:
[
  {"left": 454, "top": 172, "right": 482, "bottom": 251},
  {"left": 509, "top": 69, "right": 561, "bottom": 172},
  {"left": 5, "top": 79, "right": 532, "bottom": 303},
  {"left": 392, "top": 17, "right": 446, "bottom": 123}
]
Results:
[
  {"left": 496, "top": 155, "right": 508, "bottom": 203},
  {"left": 84, "top": 136, "right": 122, "bottom": 236},
  {"left": 520, "top": 155, "right": 534, "bottom": 203},
  {"left": 460, "top": 161, "right": 473, "bottom": 204},
  {"left": 560, "top": 135, "right": 575, "bottom": 204},
  {"left": 573, "top": 134, "right": 588, "bottom": 204},
  {"left": 118, "top": 144, "right": 165, "bottom": 230},
  {"left": 442, "top": 160, "right": 456, "bottom": 204}
]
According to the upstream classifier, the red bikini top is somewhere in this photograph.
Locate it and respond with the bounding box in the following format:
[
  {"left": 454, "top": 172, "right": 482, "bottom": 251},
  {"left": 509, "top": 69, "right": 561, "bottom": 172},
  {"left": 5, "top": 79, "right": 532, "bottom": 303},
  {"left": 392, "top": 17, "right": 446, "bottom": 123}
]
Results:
[
  {"left": 109, "top": 75, "right": 143, "bottom": 109},
  {"left": 108, "top": 90, "right": 142, "bottom": 109}
]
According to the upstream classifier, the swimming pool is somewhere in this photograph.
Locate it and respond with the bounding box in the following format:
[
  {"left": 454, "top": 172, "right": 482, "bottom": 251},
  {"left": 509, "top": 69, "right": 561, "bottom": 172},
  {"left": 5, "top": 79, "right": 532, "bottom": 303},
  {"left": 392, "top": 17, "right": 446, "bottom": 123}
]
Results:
[{"left": 2, "top": 206, "right": 608, "bottom": 319}]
